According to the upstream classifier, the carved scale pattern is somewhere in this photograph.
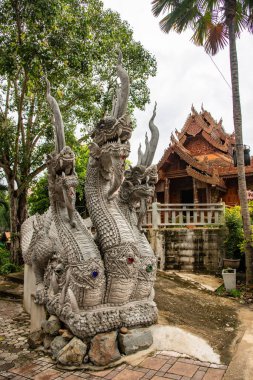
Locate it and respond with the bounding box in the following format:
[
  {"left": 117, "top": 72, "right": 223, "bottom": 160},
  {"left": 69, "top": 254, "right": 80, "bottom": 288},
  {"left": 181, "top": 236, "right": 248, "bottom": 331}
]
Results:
[
  {"left": 117, "top": 199, "right": 157, "bottom": 301},
  {"left": 85, "top": 159, "right": 141, "bottom": 304},
  {"left": 85, "top": 165, "right": 122, "bottom": 250},
  {"left": 47, "top": 163, "right": 106, "bottom": 309}
]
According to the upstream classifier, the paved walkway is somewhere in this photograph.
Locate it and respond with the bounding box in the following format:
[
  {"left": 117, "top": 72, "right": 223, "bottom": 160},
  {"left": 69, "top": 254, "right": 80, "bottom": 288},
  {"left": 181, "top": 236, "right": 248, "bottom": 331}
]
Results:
[
  {"left": 0, "top": 300, "right": 227, "bottom": 380},
  {"left": 1, "top": 352, "right": 227, "bottom": 380}
]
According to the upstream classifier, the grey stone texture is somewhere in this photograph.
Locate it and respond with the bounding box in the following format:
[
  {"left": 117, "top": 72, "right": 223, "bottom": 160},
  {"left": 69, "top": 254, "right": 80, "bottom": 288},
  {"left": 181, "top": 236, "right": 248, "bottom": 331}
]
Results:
[
  {"left": 57, "top": 337, "right": 87, "bottom": 366},
  {"left": 59, "top": 329, "right": 74, "bottom": 340},
  {"left": 41, "top": 316, "right": 61, "bottom": 336},
  {"left": 89, "top": 331, "right": 121, "bottom": 366},
  {"left": 118, "top": 328, "right": 153, "bottom": 355},
  {"left": 50, "top": 336, "right": 69, "bottom": 358},
  {"left": 27, "top": 330, "right": 44, "bottom": 349},
  {"left": 43, "top": 334, "right": 54, "bottom": 349}
]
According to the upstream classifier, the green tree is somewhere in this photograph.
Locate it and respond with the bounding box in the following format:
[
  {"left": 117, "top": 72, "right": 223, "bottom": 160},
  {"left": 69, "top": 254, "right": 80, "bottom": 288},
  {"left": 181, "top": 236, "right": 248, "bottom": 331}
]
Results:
[
  {"left": 28, "top": 174, "right": 49, "bottom": 216},
  {"left": 0, "top": 0, "right": 157, "bottom": 263},
  {"left": 0, "top": 183, "right": 9, "bottom": 231},
  {"left": 28, "top": 142, "right": 90, "bottom": 217},
  {"left": 152, "top": 0, "right": 253, "bottom": 284},
  {"left": 74, "top": 143, "right": 90, "bottom": 218}
]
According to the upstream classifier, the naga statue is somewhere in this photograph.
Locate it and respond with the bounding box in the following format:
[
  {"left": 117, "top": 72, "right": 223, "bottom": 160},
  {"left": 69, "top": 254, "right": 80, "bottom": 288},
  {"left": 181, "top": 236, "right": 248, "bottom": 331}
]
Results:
[
  {"left": 21, "top": 51, "right": 159, "bottom": 341},
  {"left": 117, "top": 103, "right": 159, "bottom": 301}
]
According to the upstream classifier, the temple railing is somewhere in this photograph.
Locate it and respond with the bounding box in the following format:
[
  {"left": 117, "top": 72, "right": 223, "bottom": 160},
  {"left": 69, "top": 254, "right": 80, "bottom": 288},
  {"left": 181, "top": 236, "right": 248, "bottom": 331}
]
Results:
[{"left": 142, "top": 202, "right": 225, "bottom": 228}]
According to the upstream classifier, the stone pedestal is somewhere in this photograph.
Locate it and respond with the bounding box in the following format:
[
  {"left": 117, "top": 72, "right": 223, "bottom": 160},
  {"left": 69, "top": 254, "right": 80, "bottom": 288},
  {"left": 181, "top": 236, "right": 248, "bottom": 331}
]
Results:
[
  {"left": 30, "top": 300, "right": 46, "bottom": 332},
  {"left": 23, "top": 264, "right": 36, "bottom": 314},
  {"left": 24, "top": 264, "right": 46, "bottom": 332},
  {"left": 118, "top": 328, "right": 153, "bottom": 355}
]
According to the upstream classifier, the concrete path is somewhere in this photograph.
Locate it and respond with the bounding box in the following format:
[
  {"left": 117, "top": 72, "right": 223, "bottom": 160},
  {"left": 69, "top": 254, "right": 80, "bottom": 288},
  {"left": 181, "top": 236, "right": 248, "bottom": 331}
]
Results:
[
  {"left": 224, "top": 307, "right": 253, "bottom": 380},
  {"left": 166, "top": 271, "right": 223, "bottom": 292}
]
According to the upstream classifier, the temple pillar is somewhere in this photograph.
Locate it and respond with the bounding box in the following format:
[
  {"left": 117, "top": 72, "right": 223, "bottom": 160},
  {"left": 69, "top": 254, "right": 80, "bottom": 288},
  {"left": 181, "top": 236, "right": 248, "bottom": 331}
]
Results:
[
  {"left": 193, "top": 178, "right": 199, "bottom": 204},
  {"left": 164, "top": 178, "right": 170, "bottom": 203},
  {"left": 206, "top": 186, "right": 211, "bottom": 203}
]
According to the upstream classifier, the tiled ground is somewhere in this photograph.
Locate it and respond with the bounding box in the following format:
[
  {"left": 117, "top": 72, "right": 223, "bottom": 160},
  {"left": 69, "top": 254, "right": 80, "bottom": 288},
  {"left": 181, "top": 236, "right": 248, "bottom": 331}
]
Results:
[
  {"left": 0, "top": 302, "right": 38, "bottom": 372},
  {"left": 0, "top": 352, "right": 228, "bottom": 380},
  {"left": 0, "top": 301, "right": 228, "bottom": 380}
]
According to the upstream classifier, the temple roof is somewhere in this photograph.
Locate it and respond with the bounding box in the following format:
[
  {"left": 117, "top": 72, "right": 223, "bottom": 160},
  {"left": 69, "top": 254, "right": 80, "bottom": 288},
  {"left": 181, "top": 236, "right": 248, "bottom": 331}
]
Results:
[
  {"left": 175, "top": 105, "right": 234, "bottom": 152},
  {"left": 157, "top": 106, "right": 253, "bottom": 188},
  {"left": 186, "top": 166, "right": 226, "bottom": 190}
]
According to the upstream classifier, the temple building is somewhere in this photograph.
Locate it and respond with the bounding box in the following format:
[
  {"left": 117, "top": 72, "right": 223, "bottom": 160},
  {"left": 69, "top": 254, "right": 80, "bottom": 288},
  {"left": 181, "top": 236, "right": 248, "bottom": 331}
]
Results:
[{"left": 155, "top": 106, "right": 253, "bottom": 206}]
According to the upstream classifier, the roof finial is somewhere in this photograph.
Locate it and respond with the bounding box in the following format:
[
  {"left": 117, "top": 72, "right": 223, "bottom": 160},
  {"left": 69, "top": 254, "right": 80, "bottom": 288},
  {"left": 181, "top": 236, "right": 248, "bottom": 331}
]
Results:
[{"left": 191, "top": 104, "right": 197, "bottom": 115}]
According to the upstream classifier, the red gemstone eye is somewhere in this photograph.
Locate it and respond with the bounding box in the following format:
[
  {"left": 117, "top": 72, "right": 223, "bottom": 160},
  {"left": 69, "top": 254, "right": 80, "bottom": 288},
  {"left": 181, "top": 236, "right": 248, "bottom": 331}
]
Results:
[{"left": 127, "top": 257, "right": 134, "bottom": 264}]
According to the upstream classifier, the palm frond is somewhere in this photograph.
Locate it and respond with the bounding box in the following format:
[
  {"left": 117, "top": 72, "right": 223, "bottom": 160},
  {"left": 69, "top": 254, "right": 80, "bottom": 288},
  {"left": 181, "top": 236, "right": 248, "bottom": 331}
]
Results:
[
  {"left": 207, "top": 0, "right": 219, "bottom": 8},
  {"left": 242, "top": 0, "right": 253, "bottom": 33},
  {"left": 246, "top": 12, "right": 253, "bottom": 32},
  {"left": 151, "top": 0, "right": 175, "bottom": 17},
  {"left": 155, "top": 0, "right": 201, "bottom": 33},
  {"left": 191, "top": 12, "right": 212, "bottom": 45},
  {"left": 204, "top": 22, "right": 228, "bottom": 55},
  {"left": 243, "top": 0, "right": 253, "bottom": 11}
]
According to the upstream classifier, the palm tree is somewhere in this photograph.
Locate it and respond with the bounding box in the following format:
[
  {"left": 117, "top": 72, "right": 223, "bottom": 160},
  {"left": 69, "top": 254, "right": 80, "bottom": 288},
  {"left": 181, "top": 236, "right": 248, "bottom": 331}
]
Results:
[{"left": 152, "top": 0, "right": 253, "bottom": 284}]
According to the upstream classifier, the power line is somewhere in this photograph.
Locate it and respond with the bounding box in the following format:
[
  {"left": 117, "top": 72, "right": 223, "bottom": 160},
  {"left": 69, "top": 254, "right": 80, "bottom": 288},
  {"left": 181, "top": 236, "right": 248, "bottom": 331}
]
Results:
[{"left": 208, "top": 54, "right": 232, "bottom": 90}]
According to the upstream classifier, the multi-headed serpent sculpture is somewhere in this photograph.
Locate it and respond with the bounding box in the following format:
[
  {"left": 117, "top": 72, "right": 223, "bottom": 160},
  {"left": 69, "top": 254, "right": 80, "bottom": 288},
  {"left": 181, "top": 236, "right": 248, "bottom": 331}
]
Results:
[{"left": 21, "top": 52, "right": 159, "bottom": 339}]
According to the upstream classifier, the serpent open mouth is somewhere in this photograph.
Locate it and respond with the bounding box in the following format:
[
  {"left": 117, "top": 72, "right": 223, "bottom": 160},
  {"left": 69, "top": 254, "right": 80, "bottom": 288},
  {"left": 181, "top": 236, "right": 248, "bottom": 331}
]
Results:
[{"left": 91, "top": 114, "right": 132, "bottom": 147}]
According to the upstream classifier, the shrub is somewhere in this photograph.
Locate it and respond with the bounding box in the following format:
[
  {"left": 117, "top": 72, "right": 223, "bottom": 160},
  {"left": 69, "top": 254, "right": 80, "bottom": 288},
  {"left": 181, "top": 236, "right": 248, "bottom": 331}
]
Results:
[
  {"left": 0, "top": 246, "right": 21, "bottom": 274},
  {"left": 248, "top": 200, "right": 253, "bottom": 224},
  {"left": 224, "top": 206, "right": 244, "bottom": 259},
  {"left": 228, "top": 289, "right": 241, "bottom": 298}
]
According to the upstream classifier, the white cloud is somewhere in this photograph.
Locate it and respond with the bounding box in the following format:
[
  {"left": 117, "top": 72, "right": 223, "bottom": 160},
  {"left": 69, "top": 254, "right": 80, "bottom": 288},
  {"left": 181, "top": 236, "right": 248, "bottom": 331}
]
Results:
[{"left": 103, "top": 0, "right": 253, "bottom": 165}]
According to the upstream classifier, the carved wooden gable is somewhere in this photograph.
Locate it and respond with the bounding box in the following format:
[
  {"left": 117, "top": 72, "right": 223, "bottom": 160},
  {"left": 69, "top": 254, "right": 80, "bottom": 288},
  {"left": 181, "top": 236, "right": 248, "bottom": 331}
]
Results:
[
  {"left": 184, "top": 135, "right": 216, "bottom": 156},
  {"left": 185, "top": 119, "right": 202, "bottom": 136}
]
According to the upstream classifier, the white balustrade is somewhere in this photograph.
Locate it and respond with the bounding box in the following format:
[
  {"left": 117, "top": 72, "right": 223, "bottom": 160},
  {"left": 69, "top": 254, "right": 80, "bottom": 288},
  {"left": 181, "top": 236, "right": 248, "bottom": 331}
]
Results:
[{"left": 142, "top": 203, "right": 225, "bottom": 229}]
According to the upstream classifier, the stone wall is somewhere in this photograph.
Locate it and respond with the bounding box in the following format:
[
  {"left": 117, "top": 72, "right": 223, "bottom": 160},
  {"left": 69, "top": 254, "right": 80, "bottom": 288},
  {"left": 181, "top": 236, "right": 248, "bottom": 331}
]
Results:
[{"left": 147, "top": 227, "right": 227, "bottom": 272}]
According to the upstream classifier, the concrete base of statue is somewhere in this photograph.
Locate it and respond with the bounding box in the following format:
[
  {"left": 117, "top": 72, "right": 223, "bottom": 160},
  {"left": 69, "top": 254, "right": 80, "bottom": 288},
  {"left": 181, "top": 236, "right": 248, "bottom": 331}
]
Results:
[
  {"left": 23, "top": 264, "right": 46, "bottom": 332},
  {"left": 30, "top": 299, "right": 46, "bottom": 332},
  {"left": 23, "top": 264, "right": 36, "bottom": 314}
]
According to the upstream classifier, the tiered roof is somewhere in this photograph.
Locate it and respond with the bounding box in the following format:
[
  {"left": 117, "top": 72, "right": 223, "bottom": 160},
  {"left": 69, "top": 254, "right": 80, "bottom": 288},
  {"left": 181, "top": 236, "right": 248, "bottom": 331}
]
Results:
[{"left": 157, "top": 106, "right": 251, "bottom": 189}]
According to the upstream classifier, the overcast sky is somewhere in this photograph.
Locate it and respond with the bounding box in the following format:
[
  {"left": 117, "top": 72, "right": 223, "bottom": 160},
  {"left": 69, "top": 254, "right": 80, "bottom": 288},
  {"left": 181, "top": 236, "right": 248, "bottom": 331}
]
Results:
[{"left": 103, "top": 0, "right": 253, "bottom": 165}]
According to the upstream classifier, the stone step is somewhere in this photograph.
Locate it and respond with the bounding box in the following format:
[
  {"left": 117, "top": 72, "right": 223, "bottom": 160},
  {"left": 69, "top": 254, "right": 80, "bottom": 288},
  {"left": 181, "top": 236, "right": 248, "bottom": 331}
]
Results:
[
  {"left": 4, "top": 271, "right": 24, "bottom": 284},
  {"left": 0, "top": 275, "right": 23, "bottom": 300}
]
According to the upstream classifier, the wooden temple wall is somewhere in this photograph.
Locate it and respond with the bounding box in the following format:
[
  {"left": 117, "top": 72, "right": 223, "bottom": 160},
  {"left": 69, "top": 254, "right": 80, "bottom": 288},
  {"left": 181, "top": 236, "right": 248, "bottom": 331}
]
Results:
[
  {"left": 156, "top": 178, "right": 215, "bottom": 204},
  {"left": 222, "top": 177, "right": 253, "bottom": 206},
  {"left": 170, "top": 178, "right": 193, "bottom": 203},
  {"left": 156, "top": 176, "right": 253, "bottom": 207}
]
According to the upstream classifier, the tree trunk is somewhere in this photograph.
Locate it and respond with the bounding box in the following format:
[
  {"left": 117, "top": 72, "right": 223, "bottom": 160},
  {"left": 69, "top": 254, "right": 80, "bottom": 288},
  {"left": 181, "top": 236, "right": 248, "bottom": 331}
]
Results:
[
  {"left": 228, "top": 18, "right": 253, "bottom": 284},
  {"left": 9, "top": 185, "right": 27, "bottom": 265}
]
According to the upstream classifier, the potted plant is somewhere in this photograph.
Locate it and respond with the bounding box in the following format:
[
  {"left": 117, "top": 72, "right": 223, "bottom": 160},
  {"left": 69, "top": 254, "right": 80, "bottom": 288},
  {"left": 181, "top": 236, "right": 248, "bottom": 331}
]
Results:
[{"left": 223, "top": 206, "right": 244, "bottom": 269}]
